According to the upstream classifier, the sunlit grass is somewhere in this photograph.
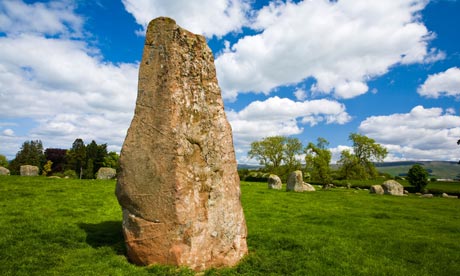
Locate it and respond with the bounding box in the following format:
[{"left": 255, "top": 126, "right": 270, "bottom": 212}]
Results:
[{"left": 1, "top": 176, "right": 459, "bottom": 275}]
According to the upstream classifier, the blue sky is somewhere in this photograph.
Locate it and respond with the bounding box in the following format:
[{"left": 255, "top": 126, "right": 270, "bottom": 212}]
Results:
[{"left": 0, "top": 0, "right": 459, "bottom": 164}]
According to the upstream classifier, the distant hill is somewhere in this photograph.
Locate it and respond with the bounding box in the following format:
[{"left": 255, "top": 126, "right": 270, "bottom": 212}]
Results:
[{"left": 375, "top": 161, "right": 459, "bottom": 180}]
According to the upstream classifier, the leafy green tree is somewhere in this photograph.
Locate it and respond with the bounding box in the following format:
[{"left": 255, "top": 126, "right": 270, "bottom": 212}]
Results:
[
  {"left": 9, "top": 140, "right": 46, "bottom": 175},
  {"left": 66, "top": 138, "right": 86, "bottom": 179},
  {"left": 337, "top": 150, "right": 363, "bottom": 180},
  {"left": 283, "top": 137, "right": 303, "bottom": 172},
  {"left": 407, "top": 164, "right": 429, "bottom": 192},
  {"left": 338, "top": 133, "right": 387, "bottom": 180},
  {"left": 85, "top": 140, "right": 108, "bottom": 178},
  {"left": 103, "top": 151, "right": 120, "bottom": 170},
  {"left": 0, "top": 154, "right": 8, "bottom": 168},
  {"left": 305, "top": 137, "right": 332, "bottom": 185},
  {"left": 248, "top": 136, "right": 285, "bottom": 170}
]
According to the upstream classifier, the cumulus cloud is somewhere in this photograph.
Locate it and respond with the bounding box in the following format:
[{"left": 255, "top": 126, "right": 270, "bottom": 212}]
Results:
[
  {"left": 418, "top": 67, "right": 460, "bottom": 98},
  {"left": 121, "top": 0, "right": 251, "bottom": 37},
  {"left": 227, "top": 96, "right": 351, "bottom": 161},
  {"left": 0, "top": 1, "right": 138, "bottom": 158},
  {"left": 215, "top": 0, "right": 444, "bottom": 100},
  {"left": 0, "top": 0, "right": 82, "bottom": 37},
  {"left": 359, "top": 106, "right": 460, "bottom": 161}
]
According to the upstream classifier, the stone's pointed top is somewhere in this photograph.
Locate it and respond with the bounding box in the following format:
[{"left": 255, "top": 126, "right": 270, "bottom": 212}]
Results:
[{"left": 147, "top": 16, "right": 177, "bottom": 29}]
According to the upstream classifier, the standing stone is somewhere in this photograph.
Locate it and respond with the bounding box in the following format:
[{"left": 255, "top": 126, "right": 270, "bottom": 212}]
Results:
[
  {"left": 0, "top": 166, "right": 10, "bottom": 176},
  {"left": 115, "top": 17, "right": 247, "bottom": 271},
  {"left": 286, "top": 170, "right": 315, "bottom": 192},
  {"left": 267, "top": 174, "right": 282, "bottom": 190},
  {"left": 96, "top": 167, "right": 117, "bottom": 180},
  {"left": 20, "top": 165, "right": 39, "bottom": 176},
  {"left": 381, "top": 180, "right": 404, "bottom": 196},
  {"left": 370, "top": 185, "right": 384, "bottom": 195}
]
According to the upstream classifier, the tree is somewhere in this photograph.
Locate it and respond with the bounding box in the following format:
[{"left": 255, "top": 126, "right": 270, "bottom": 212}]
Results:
[
  {"left": 338, "top": 133, "right": 387, "bottom": 179},
  {"left": 44, "top": 148, "right": 67, "bottom": 174},
  {"left": 305, "top": 137, "right": 332, "bottom": 185},
  {"left": 0, "top": 154, "right": 8, "bottom": 168},
  {"left": 248, "top": 136, "right": 285, "bottom": 170},
  {"left": 9, "top": 140, "right": 46, "bottom": 175},
  {"left": 407, "top": 164, "right": 429, "bottom": 192},
  {"left": 283, "top": 137, "right": 303, "bottom": 172},
  {"left": 66, "top": 138, "right": 86, "bottom": 179},
  {"left": 103, "top": 151, "right": 120, "bottom": 170},
  {"left": 42, "top": 160, "right": 53, "bottom": 176}
]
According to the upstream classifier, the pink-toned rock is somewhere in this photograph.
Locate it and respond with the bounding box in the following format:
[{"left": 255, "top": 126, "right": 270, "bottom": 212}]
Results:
[{"left": 115, "top": 17, "right": 247, "bottom": 271}]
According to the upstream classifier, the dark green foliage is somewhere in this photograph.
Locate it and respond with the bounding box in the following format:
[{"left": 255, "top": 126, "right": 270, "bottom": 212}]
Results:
[
  {"left": 407, "top": 164, "right": 429, "bottom": 192},
  {"left": 66, "top": 138, "right": 86, "bottom": 178},
  {"left": 9, "top": 140, "right": 46, "bottom": 174}
]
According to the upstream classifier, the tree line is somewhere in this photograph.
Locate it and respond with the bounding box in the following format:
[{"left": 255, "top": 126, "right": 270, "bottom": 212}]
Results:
[
  {"left": 245, "top": 133, "right": 388, "bottom": 184},
  {"left": 1, "top": 138, "right": 119, "bottom": 178}
]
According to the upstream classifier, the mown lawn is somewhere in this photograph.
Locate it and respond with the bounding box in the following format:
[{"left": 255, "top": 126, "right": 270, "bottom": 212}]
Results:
[{"left": 1, "top": 176, "right": 459, "bottom": 275}]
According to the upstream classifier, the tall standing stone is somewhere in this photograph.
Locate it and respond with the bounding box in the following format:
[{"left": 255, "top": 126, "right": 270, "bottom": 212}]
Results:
[{"left": 115, "top": 17, "right": 247, "bottom": 271}]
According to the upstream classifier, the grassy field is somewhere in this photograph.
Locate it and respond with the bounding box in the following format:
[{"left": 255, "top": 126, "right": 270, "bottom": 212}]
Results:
[{"left": 1, "top": 176, "right": 459, "bottom": 275}]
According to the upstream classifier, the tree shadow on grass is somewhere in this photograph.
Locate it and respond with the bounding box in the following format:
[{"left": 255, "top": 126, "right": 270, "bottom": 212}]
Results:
[{"left": 78, "top": 221, "right": 126, "bottom": 255}]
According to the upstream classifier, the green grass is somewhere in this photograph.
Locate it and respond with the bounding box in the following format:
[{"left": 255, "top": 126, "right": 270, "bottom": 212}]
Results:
[{"left": 1, "top": 176, "right": 459, "bottom": 275}]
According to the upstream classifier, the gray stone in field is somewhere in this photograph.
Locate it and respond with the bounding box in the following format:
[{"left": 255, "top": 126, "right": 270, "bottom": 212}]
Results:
[
  {"left": 441, "top": 193, "right": 458, "bottom": 199},
  {"left": 267, "top": 174, "right": 282, "bottom": 190},
  {"left": 0, "top": 166, "right": 10, "bottom": 175},
  {"left": 286, "top": 170, "right": 315, "bottom": 192},
  {"left": 20, "top": 165, "right": 39, "bottom": 176},
  {"left": 96, "top": 167, "right": 116, "bottom": 180},
  {"left": 381, "top": 180, "right": 404, "bottom": 196},
  {"left": 370, "top": 185, "right": 384, "bottom": 195},
  {"left": 420, "top": 193, "right": 433, "bottom": 198}
]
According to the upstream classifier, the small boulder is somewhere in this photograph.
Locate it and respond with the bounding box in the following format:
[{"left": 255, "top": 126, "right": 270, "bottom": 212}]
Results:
[
  {"left": 0, "top": 166, "right": 10, "bottom": 176},
  {"left": 286, "top": 171, "right": 315, "bottom": 192},
  {"left": 322, "top": 184, "right": 334, "bottom": 190},
  {"left": 267, "top": 174, "right": 282, "bottom": 190},
  {"left": 404, "top": 190, "right": 409, "bottom": 195},
  {"left": 370, "top": 185, "right": 384, "bottom": 195},
  {"left": 420, "top": 194, "right": 433, "bottom": 198},
  {"left": 382, "top": 180, "right": 404, "bottom": 196},
  {"left": 442, "top": 193, "right": 458, "bottom": 199},
  {"left": 96, "top": 167, "right": 117, "bottom": 180},
  {"left": 20, "top": 165, "right": 39, "bottom": 176}
]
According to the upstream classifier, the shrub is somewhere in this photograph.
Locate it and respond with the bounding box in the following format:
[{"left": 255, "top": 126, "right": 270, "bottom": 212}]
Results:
[
  {"left": 407, "top": 164, "right": 429, "bottom": 192},
  {"left": 63, "top": 169, "right": 77, "bottom": 179}
]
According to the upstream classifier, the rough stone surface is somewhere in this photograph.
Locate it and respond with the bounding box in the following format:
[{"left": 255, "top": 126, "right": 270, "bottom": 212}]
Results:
[
  {"left": 442, "top": 193, "right": 458, "bottom": 199},
  {"left": 96, "top": 167, "right": 117, "bottom": 180},
  {"left": 267, "top": 174, "right": 282, "bottom": 190},
  {"left": 286, "top": 170, "right": 315, "bottom": 192},
  {"left": 370, "top": 185, "right": 384, "bottom": 195},
  {"left": 115, "top": 17, "right": 247, "bottom": 271},
  {"left": 381, "top": 180, "right": 404, "bottom": 196},
  {"left": 20, "top": 165, "right": 39, "bottom": 176},
  {"left": 0, "top": 166, "right": 10, "bottom": 175}
]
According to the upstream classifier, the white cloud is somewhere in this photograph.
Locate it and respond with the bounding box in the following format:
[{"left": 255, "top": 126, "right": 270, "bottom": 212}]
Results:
[
  {"left": 121, "top": 0, "right": 251, "bottom": 37},
  {"left": 2, "top": 129, "right": 14, "bottom": 137},
  {"left": 0, "top": 1, "right": 138, "bottom": 159},
  {"left": 227, "top": 96, "right": 351, "bottom": 161},
  {"left": 0, "top": 0, "right": 82, "bottom": 37},
  {"left": 216, "top": 0, "right": 444, "bottom": 100},
  {"left": 418, "top": 67, "right": 460, "bottom": 98},
  {"left": 294, "top": 88, "right": 307, "bottom": 101},
  {"left": 359, "top": 106, "right": 460, "bottom": 161}
]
